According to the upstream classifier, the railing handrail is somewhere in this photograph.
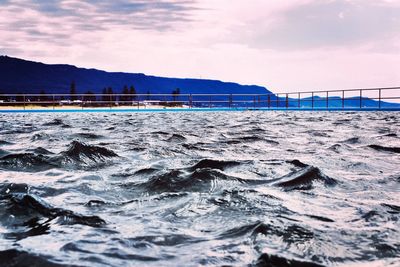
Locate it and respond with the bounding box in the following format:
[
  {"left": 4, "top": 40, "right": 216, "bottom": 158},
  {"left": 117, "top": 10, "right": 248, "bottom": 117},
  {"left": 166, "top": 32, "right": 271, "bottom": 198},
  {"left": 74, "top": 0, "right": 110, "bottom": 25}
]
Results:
[
  {"left": 273, "top": 86, "right": 400, "bottom": 94},
  {"left": 1, "top": 86, "right": 399, "bottom": 111},
  {"left": 1, "top": 86, "right": 399, "bottom": 97}
]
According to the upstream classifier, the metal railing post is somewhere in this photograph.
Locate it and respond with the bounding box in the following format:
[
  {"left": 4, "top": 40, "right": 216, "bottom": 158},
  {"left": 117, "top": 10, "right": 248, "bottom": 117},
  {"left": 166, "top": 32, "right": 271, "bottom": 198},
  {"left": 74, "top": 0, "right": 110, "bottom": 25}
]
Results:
[
  {"left": 23, "top": 94, "right": 26, "bottom": 110},
  {"left": 360, "top": 89, "right": 362, "bottom": 109},
  {"left": 379, "top": 89, "right": 381, "bottom": 109},
  {"left": 342, "top": 90, "right": 345, "bottom": 109},
  {"left": 286, "top": 93, "right": 288, "bottom": 109},
  {"left": 52, "top": 94, "right": 55, "bottom": 110},
  {"left": 277, "top": 94, "right": 279, "bottom": 108},
  {"left": 298, "top": 92, "right": 301, "bottom": 108},
  {"left": 209, "top": 96, "right": 211, "bottom": 108},
  {"left": 268, "top": 94, "right": 271, "bottom": 108},
  {"left": 326, "top": 91, "right": 329, "bottom": 109},
  {"left": 311, "top": 92, "right": 314, "bottom": 110}
]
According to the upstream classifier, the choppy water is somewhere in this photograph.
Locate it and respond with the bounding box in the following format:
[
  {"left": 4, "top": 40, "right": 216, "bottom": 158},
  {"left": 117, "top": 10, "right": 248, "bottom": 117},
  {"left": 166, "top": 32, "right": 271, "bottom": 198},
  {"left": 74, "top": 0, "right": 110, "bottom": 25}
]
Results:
[{"left": 0, "top": 111, "right": 399, "bottom": 267}]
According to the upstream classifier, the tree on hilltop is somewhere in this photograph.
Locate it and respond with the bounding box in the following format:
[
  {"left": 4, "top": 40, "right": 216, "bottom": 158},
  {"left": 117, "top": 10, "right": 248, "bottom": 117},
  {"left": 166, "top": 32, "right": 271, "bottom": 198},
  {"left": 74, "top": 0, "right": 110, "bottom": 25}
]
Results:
[
  {"left": 40, "top": 90, "right": 48, "bottom": 102},
  {"left": 70, "top": 81, "right": 77, "bottom": 100},
  {"left": 101, "top": 88, "right": 108, "bottom": 103},
  {"left": 121, "top": 85, "right": 129, "bottom": 102},
  {"left": 130, "top": 85, "right": 137, "bottom": 101},
  {"left": 172, "top": 88, "right": 180, "bottom": 102},
  {"left": 107, "top": 87, "right": 115, "bottom": 102},
  {"left": 83, "top": 90, "right": 96, "bottom": 102}
]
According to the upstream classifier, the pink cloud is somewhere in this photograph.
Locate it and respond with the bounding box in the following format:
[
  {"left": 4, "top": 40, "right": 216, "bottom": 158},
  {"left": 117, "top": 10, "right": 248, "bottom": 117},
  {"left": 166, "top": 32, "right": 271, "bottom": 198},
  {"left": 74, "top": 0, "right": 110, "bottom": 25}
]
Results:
[{"left": 0, "top": 0, "right": 399, "bottom": 92}]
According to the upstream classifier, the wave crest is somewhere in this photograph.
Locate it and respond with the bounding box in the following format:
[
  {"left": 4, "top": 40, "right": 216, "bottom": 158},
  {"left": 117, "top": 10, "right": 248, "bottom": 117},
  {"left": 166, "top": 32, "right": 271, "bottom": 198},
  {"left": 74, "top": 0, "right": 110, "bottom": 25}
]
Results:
[
  {"left": 0, "top": 153, "right": 56, "bottom": 172},
  {"left": 0, "top": 189, "right": 106, "bottom": 239},
  {"left": 271, "top": 166, "right": 337, "bottom": 191}
]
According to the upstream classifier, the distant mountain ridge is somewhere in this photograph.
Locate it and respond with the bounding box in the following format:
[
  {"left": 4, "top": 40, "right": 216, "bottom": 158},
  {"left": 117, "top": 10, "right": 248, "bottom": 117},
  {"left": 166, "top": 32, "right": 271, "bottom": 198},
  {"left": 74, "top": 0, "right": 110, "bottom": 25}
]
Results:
[{"left": 0, "top": 56, "right": 270, "bottom": 95}]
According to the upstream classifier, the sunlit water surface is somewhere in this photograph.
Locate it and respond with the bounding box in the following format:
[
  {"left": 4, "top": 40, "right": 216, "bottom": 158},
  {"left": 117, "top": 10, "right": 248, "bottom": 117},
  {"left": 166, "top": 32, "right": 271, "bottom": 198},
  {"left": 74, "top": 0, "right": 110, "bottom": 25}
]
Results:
[{"left": 0, "top": 111, "right": 399, "bottom": 267}]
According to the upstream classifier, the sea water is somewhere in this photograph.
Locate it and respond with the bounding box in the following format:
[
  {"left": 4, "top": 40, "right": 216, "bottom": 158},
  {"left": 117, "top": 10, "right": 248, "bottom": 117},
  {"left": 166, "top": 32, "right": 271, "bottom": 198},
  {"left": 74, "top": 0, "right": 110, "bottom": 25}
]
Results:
[{"left": 0, "top": 111, "right": 399, "bottom": 266}]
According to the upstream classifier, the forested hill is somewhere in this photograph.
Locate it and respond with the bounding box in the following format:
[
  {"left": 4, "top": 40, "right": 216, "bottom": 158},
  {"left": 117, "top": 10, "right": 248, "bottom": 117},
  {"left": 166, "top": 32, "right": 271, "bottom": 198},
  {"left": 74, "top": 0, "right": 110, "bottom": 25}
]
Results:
[{"left": 0, "top": 56, "right": 270, "bottom": 95}]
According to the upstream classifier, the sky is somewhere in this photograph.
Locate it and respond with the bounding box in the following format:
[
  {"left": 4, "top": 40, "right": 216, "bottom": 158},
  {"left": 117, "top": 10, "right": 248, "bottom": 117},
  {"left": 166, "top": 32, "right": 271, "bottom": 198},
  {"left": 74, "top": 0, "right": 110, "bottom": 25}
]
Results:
[{"left": 0, "top": 0, "right": 400, "bottom": 92}]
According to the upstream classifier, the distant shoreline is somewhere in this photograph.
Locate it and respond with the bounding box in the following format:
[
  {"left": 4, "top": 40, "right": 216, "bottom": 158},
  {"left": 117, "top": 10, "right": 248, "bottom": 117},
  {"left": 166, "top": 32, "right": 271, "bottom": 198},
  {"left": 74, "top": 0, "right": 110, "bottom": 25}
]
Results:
[{"left": 0, "top": 104, "right": 190, "bottom": 110}]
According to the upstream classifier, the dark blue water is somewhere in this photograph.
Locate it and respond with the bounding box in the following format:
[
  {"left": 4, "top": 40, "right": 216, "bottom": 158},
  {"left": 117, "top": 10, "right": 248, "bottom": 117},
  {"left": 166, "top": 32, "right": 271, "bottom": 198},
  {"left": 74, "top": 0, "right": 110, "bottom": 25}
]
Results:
[{"left": 0, "top": 111, "right": 399, "bottom": 266}]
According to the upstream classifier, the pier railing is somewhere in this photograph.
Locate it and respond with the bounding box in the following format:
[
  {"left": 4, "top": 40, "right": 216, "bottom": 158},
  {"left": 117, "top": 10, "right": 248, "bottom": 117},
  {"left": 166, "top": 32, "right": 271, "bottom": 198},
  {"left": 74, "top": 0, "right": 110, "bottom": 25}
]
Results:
[{"left": 0, "top": 86, "right": 399, "bottom": 111}]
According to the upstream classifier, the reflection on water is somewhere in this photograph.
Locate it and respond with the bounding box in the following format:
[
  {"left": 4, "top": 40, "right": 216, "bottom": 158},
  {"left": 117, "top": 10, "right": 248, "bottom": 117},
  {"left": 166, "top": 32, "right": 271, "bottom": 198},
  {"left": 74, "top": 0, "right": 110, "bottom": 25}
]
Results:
[{"left": 0, "top": 111, "right": 399, "bottom": 266}]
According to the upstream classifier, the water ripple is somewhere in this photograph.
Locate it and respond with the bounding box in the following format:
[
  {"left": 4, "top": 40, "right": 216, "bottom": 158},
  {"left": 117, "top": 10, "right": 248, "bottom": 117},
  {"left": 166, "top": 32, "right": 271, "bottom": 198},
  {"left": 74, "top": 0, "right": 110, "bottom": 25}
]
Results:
[{"left": 0, "top": 111, "right": 399, "bottom": 266}]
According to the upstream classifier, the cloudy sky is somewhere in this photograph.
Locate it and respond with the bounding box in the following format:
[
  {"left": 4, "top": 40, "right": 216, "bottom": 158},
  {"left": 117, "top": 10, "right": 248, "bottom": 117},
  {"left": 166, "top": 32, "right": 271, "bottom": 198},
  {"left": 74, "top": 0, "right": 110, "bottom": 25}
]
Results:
[{"left": 0, "top": 0, "right": 399, "bottom": 92}]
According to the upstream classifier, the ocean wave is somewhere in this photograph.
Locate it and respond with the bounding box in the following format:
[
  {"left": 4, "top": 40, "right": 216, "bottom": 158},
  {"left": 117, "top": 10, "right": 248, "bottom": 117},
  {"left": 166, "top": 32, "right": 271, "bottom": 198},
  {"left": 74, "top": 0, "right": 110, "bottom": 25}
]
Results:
[
  {"left": 286, "top": 159, "right": 309, "bottom": 168},
  {"left": 342, "top": 137, "right": 361, "bottom": 144},
  {"left": 0, "top": 140, "right": 13, "bottom": 145},
  {"left": 305, "top": 214, "right": 335, "bottom": 222},
  {"left": 368, "top": 145, "right": 400, "bottom": 154},
  {"left": 381, "top": 203, "right": 400, "bottom": 214},
  {"left": 61, "top": 141, "right": 118, "bottom": 160},
  {"left": 182, "top": 143, "right": 212, "bottom": 151},
  {"left": 133, "top": 167, "right": 160, "bottom": 175},
  {"left": 270, "top": 166, "right": 337, "bottom": 191},
  {"left": 42, "top": 118, "right": 67, "bottom": 127},
  {"left": 151, "top": 131, "right": 170, "bottom": 135},
  {"left": 224, "top": 135, "right": 265, "bottom": 144},
  {"left": 0, "top": 148, "right": 9, "bottom": 157},
  {"left": 166, "top": 134, "right": 186, "bottom": 142},
  {"left": 0, "top": 153, "right": 56, "bottom": 172},
  {"left": 73, "top": 133, "right": 104, "bottom": 139},
  {"left": 0, "top": 187, "right": 106, "bottom": 234},
  {"left": 189, "top": 159, "right": 242, "bottom": 171},
  {"left": 254, "top": 253, "right": 324, "bottom": 267},
  {"left": 383, "top": 133, "right": 398, "bottom": 137},
  {"left": 53, "top": 141, "right": 119, "bottom": 169},
  {"left": 0, "top": 141, "right": 119, "bottom": 171},
  {"left": 142, "top": 168, "right": 247, "bottom": 193},
  {"left": 2, "top": 127, "right": 37, "bottom": 135},
  {"left": 29, "top": 147, "right": 55, "bottom": 155},
  {"left": 218, "top": 222, "right": 270, "bottom": 239},
  {"left": 128, "top": 234, "right": 204, "bottom": 246},
  {"left": 0, "top": 249, "right": 75, "bottom": 267},
  {"left": 31, "top": 132, "right": 51, "bottom": 141}
]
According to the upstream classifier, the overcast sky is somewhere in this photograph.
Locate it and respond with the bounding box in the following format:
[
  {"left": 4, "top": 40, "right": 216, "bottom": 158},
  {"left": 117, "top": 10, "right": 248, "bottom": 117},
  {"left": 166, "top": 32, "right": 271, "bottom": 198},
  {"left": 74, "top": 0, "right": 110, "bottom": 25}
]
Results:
[{"left": 1, "top": 0, "right": 399, "bottom": 92}]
